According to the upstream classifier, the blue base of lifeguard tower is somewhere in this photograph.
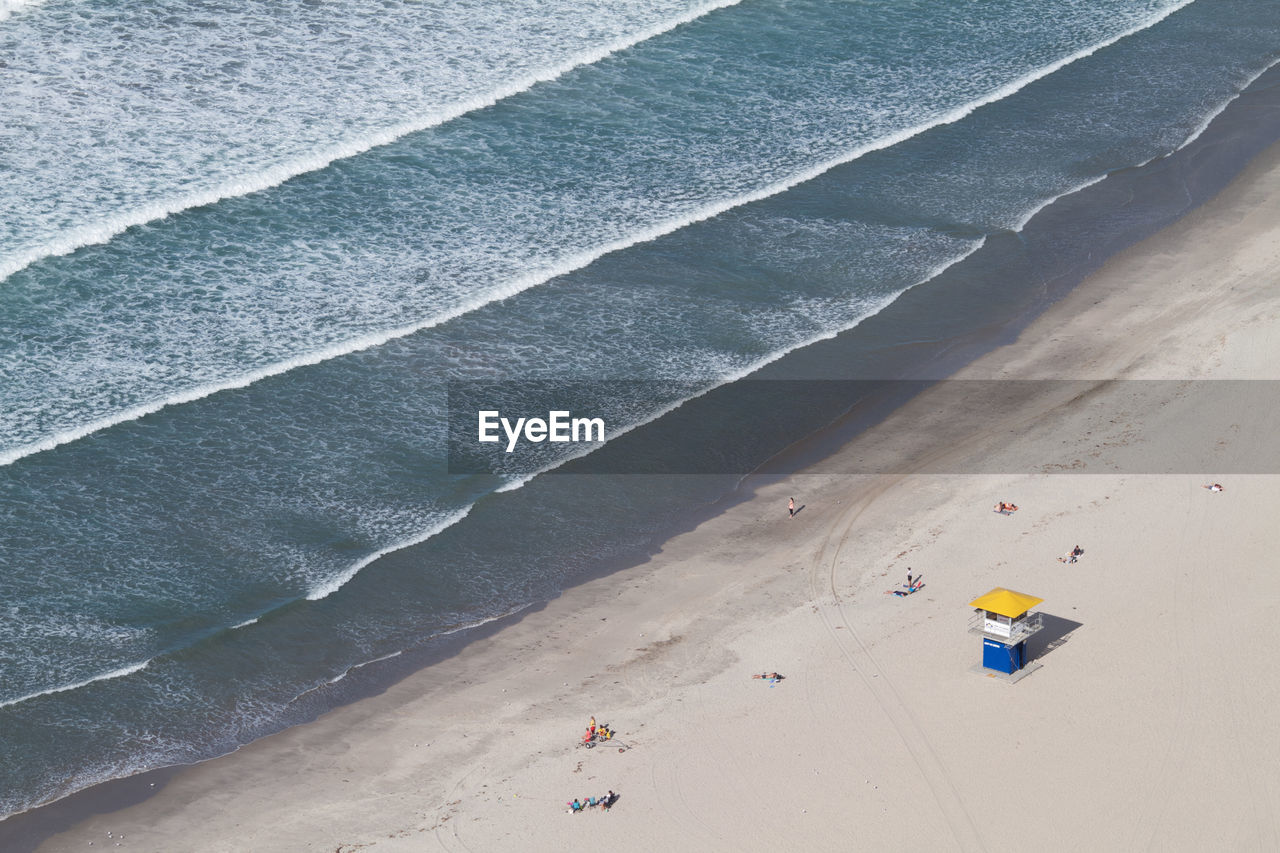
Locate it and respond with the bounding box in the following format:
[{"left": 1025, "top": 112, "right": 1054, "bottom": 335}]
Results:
[
  {"left": 969, "top": 587, "right": 1045, "bottom": 684},
  {"left": 982, "top": 637, "right": 1026, "bottom": 674}
]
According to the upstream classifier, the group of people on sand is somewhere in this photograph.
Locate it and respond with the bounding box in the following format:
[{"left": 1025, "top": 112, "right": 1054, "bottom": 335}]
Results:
[
  {"left": 994, "top": 501, "right": 1019, "bottom": 514},
  {"left": 568, "top": 790, "right": 619, "bottom": 813},
  {"left": 581, "top": 716, "right": 615, "bottom": 743},
  {"left": 567, "top": 720, "right": 622, "bottom": 813}
]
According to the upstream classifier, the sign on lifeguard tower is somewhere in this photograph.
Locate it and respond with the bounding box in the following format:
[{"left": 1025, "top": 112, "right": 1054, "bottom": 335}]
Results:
[{"left": 968, "top": 587, "right": 1044, "bottom": 683}]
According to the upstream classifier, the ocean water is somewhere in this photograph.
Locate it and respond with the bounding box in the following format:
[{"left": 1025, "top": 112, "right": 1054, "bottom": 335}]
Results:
[{"left": 2, "top": 0, "right": 1279, "bottom": 821}]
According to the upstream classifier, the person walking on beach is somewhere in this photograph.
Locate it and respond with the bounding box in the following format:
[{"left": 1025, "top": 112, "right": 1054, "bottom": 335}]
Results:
[{"left": 789, "top": 497, "right": 796, "bottom": 518}]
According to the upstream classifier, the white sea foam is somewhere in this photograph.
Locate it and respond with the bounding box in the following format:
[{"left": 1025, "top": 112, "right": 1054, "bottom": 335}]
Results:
[
  {"left": 324, "top": 651, "right": 402, "bottom": 686},
  {"left": 0, "top": 660, "right": 150, "bottom": 710},
  {"left": 1010, "top": 174, "right": 1110, "bottom": 232},
  {"left": 0, "top": 0, "right": 1196, "bottom": 470},
  {"left": 230, "top": 617, "right": 260, "bottom": 630},
  {"left": 0, "top": 201, "right": 920, "bottom": 468},
  {"left": 1012, "top": 51, "right": 1279, "bottom": 232},
  {"left": 0, "top": 0, "right": 744, "bottom": 283},
  {"left": 1173, "top": 55, "right": 1280, "bottom": 155},
  {"left": 434, "top": 602, "right": 534, "bottom": 638},
  {"left": 305, "top": 506, "right": 473, "bottom": 600},
  {"left": 494, "top": 473, "right": 540, "bottom": 494},
  {"left": 0, "top": 0, "right": 42, "bottom": 23}
]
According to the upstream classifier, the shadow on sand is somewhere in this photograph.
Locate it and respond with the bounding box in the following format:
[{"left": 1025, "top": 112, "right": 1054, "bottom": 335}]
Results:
[{"left": 1025, "top": 612, "right": 1083, "bottom": 662}]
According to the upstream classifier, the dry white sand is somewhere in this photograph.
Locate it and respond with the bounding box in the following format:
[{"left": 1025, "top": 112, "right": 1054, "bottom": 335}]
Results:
[{"left": 35, "top": 143, "right": 1280, "bottom": 852}]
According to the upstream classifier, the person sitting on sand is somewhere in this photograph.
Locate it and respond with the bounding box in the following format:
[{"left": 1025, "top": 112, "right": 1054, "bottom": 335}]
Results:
[
  {"left": 1203, "top": 483, "right": 1224, "bottom": 492},
  {"left": 1057, "top": 545, "right": 1084, "bottom": 563},
  {"left": 570, "top": 799, "right": 583, "bottom": 812}
]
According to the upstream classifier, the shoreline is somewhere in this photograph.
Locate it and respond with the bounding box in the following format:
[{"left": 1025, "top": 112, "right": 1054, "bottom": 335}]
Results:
[{"left": 8, "top": 72, "right": 1280, "bottom": 853}]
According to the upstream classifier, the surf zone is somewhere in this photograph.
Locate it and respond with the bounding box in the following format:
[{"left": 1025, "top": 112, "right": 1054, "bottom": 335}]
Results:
[{"left": 478, "top": 410, "right": 605, "bottom": 453}]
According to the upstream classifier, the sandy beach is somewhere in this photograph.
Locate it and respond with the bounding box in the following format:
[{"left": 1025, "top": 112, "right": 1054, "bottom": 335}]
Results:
[{"left": 22, "top": 126, "right": 1280, "bottom": 853}]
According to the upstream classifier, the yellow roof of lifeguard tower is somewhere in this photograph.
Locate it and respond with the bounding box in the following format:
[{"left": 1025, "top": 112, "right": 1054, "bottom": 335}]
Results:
[{"left": 969, "top": 587, "right": 1043, "bottom": 618}]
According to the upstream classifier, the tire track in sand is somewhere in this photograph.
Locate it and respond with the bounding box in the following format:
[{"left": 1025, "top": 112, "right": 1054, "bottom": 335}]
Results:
[
  {"left": 805, "top": 471, "right": 987, "bottom": 853},
  {"left": 797, "top": 377, "right": 1135, "bottom": 850}
]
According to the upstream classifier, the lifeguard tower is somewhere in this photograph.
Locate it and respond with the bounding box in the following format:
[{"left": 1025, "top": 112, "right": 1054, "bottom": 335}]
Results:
[{"left": 968, "top": 587, "right": 1044, "bottom": 683}]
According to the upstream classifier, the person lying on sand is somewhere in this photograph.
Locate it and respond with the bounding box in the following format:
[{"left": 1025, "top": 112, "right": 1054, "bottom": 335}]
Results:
[
  {"left": 994, "top": 501, "right": 1019, "bottom": 513},
  {"left": 753, "top": 672, "right": 785, "bottom": 680},
  {"left": 1203, "top": 483, "right": 1224, "bottom": 492}
]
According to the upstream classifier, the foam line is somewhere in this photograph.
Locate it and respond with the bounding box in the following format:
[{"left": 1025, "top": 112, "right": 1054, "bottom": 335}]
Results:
[
  {"left": 0, "top": 660, "right": 150, "bottom": 710},
  {"left": 434, "top": 602, "right": 534, "bottom": 637},
  {"left": 0, "top": 0, "right": 1195, "bottom": 468},
  {"left": 1016, "top": 52, "right": 1278, "bottom": 231},
  {"left": 1172, "top": 55, "right": 1280, "bottom": 155},
  {"left": 1010, "top": 174, "right": 1110, "bottom": 232},
  {"left": 324, "top": 651, "right": 402, "bottom": 686},
  {"left": 0, "top": 0, "right": 745, "bottom": 283},
  {"left": 305, "top": 506, "right": 473, "bottom": 600}
]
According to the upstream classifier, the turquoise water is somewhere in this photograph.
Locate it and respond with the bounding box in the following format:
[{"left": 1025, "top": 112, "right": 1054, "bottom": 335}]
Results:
[{"left": 1, "top": 0, "right": 1279, "bottom": 819}]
